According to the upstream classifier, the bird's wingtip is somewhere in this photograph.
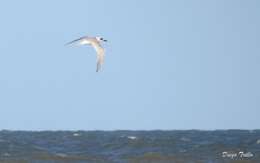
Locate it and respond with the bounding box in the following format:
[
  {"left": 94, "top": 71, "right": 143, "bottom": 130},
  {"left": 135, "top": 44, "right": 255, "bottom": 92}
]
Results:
[{"left": 65, "top": 42, "right": 74, "bottom": 46}]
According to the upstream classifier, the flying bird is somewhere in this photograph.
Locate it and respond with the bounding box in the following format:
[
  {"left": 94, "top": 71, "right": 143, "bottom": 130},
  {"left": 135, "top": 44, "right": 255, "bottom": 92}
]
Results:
[{"left": 66, "top": 36, "right": 107, "bottom": 72}]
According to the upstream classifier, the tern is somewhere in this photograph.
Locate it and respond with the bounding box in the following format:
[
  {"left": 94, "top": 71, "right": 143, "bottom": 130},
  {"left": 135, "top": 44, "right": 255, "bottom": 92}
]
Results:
[{"left": 66, "top": 36, "right": 107, "bottom": 72}]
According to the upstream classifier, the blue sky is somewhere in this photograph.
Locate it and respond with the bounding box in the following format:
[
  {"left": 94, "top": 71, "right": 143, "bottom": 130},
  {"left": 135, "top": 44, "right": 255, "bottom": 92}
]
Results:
[{"left": 0, "top": 0, "right": 259, "bottom": 130}]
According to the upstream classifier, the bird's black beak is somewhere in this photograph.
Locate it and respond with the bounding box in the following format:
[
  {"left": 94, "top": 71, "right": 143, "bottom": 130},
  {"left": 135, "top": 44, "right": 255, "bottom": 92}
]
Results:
[{"left": 103, "top": 39, "right": 107, "bottom": 42}]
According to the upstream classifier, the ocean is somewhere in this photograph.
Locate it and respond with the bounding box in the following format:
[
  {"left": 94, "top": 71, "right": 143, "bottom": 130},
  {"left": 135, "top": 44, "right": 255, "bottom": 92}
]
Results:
[{"left": 0, "top": 130, "right": 259, "bottom": 163}]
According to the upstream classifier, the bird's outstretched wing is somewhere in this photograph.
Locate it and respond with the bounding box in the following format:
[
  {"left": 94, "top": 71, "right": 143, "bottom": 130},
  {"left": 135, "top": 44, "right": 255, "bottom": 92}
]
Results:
[
  {"left": 91, "top": 41, "right": 105, "bottom": 72},
  {"left": 65, "top": 36, "right": 88, "bottom": 45}
]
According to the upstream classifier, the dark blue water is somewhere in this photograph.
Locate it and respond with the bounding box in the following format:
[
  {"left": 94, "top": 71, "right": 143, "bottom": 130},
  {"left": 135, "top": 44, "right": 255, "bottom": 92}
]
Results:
[{"left": 0, "top": 130, "right": 259, "bottom": 163}]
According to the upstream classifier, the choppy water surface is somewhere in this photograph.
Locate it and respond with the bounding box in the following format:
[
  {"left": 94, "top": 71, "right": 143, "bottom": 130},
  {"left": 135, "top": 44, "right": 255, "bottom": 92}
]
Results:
[{"left": 0, "top": 130, "right": 259, "bottom": 163}]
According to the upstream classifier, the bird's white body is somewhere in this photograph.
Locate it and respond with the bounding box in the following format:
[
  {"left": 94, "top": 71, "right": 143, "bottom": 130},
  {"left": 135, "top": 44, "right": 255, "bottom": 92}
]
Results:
[
  {"left": 79, "top": 39, "right": 91, "bottom": 45},
  {"left": 66, "top": 36, "right": 107, "bottom": 72}
]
